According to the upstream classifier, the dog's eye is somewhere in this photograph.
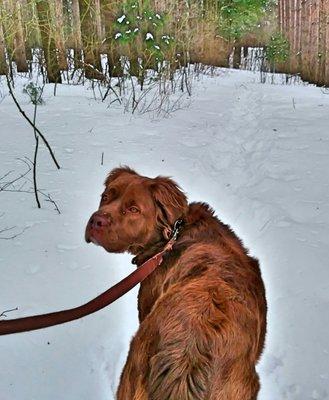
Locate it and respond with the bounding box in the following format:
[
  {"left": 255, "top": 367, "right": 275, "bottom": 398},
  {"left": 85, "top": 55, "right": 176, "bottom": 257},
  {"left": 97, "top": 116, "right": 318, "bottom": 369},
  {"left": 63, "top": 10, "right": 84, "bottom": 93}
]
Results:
[
  {"left": 129, "top": 206, "right": 140, "bottom": 213},
  {"left": 101, "top": 194, "right": 109, "bottom": 202}
]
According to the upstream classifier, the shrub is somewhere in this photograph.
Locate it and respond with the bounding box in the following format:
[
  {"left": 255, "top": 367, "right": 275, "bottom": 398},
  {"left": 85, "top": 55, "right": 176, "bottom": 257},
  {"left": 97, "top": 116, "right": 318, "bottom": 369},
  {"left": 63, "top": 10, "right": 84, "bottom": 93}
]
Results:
[
  {"left": 113, "top": 0, "right": 175, "bottom": 76},
  {"left": 23, "top": 82, "right": 45, "bottom": 105},
  {"left": 218, "top": 0, "right": 268, "bottom": 41},
  {"left": 265, "top": 32, "right": 290, "bottom": 65}
]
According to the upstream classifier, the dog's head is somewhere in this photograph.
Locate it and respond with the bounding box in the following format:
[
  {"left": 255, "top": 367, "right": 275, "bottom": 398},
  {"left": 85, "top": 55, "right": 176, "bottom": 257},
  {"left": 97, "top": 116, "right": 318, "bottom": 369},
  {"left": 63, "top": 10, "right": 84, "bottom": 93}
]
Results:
[{"left": 85, "top": 167, "right": 188, "bottom": 254}]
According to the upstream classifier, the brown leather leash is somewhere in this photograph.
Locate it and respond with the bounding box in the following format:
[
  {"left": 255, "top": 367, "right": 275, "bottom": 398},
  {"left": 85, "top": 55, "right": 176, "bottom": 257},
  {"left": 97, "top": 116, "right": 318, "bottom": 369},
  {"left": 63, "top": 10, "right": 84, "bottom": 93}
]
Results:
[{"left": 0, "top": 221, "right": 183, "bottom": 336}]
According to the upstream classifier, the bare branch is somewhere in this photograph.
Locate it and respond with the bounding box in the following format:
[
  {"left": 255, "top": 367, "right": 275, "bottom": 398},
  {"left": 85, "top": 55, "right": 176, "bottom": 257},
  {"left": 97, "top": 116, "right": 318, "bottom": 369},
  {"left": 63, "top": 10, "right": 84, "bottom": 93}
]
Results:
[
  {"left": 0, "top": 171, "right": 14, "bottom": 181},
  {"left": 0, "top": 160, "right": 61, "bottom": 214},
  {"left": 0, "top": 307, "right": 19, "bottom": 319},
  {"left": 0, "top": 226, "right": 29, "bottom": 240},
  {"left": 5, "top": 74, "right": 60, "bottom": 170},
  {"left": 44, "top": 193, "right": 61, "bottom": 214}
]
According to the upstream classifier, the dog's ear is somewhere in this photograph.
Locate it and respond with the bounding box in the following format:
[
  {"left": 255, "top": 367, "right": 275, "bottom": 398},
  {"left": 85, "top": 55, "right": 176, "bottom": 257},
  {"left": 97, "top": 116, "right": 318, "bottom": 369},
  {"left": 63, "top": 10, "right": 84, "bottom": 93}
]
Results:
[
  {"left": 150, "top": 176, "right": 188, "bottom": 240},
  {"left": 105, "top": 166, "right": 137, "bottom": 186}
]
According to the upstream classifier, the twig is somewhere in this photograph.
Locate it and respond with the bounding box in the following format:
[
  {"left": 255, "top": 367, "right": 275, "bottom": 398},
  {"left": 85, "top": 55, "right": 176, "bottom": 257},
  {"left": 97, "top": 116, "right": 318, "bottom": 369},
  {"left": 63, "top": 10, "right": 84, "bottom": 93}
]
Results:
[
  {"left": 0, "top": 160, "right": 61, "bottom": 214},
  {"left": 0, "top": 164, "right": 31, "bottom": 192},
  {"left": 102, "top": 82, "right": 121, "bottom": 104},
  {"left": 5, "top": 74, "right": 60, "bottom": 170},
  {"left": 0, "top": 226, "right": 29, "bottom": 240},
  {"left": 32, "top": 85, "right": 44, "bottom": 209},
  {"left": 0, "top": 307, "right": 18, "bottom": 318},
  {"left": 0, "top": 226, "right": 16, "bottom": 234},
  {"left": 0, "top": 171, "right": 13, "bottom": 181},
  {"left": 44, "top": 193, "right": 61, "bottom": 214},
  {"left": 32, "top": 134, "right": 41, "bottom": 208}
]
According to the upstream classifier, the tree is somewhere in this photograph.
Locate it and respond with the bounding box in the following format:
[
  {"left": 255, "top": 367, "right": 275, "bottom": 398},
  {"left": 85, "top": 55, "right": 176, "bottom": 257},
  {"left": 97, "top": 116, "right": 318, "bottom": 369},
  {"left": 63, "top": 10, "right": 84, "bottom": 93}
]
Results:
[{"left": 218, "top": 0, "right": 268, "bottom": 41}]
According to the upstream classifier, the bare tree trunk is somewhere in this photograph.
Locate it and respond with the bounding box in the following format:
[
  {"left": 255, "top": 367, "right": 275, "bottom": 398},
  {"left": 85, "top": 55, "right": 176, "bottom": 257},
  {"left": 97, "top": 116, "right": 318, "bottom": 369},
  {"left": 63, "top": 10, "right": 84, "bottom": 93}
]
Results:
[
  {"left": 289, "top": 0, "right": 296, "bottom": 73},
  {"left": 278, "top": 0, "right": 283, "bottom": 34},
  {"left": 68, "top": 0, "right": 83, "bottom": 67},
  {"left": 325, "top": 0, "right": 329, "bottom": 84},
  {"left": 233, "top": 46, "right": 241, "bottom": 69},
  {"left": 2, "top": 0, "right": 28, "bottom": 71},
  {"left": 286, "top": 0, "right": 291, "bottom": 71},
  {"left": 13, "top": 1, "right": 28, "bottom": 72},
  {"left": 310, "top": 0, "right": 320, "bottom": 83},
  {"left": 305, "top": 0, "right": 312, "bottom": 81},
  {"left": 317, "top": 0, "right": 325, "bottom": 85},
  {"left": 0, "top": 19, "right": 7, "bottom": 75},
  {"left": 1, "top": 0, "right": 14, "bottom": 68},
  {"left": 101, "top": 0, "right": 123, "bottom": 77},
  {"left": 279, "top": 0, "right": 289, "bottom": 73},
  {"left": 51, "top": 0, "right": 67, "bottom": 71},
  {"left": 71, "top": 0, "right": 82, "bottom": 50},
  {"left": 78, "top": 0, "right": 103, "bottom": 79},
  {"left": 94, "top": 0, "right": 103, "bottom": 42},
  {"left": 300, "top": 0, "right": 311, "bottom": 82},
  {"left": 36, "top": 0, "right": 62, "bottom": 83},
  {"left": 295, "top": 0, "right": 302, "bottom": 74},
  {"left": 19, "top": 0, "right": 34, "bottom": 66}
]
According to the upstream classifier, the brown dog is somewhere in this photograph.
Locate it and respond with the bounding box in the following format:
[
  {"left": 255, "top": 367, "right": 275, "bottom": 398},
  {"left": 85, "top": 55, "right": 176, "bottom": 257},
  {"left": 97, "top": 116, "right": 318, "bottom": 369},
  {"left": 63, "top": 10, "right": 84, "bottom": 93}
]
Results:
[{"left": 85, "top": 167, "right": 267, "bottom": 400}]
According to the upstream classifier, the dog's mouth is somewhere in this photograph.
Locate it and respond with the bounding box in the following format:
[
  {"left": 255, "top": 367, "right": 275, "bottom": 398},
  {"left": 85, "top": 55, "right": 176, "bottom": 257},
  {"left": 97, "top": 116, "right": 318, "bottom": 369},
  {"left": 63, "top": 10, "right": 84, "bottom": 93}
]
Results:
[
  {"left": 85, "top": 226, "right": 108, "bottom": 247},
  {"left": 88, "top": 235, "right": 101, "bottom": 246},
  {"left": 85, "top": 227, "right": 126, "bottom": 253}
]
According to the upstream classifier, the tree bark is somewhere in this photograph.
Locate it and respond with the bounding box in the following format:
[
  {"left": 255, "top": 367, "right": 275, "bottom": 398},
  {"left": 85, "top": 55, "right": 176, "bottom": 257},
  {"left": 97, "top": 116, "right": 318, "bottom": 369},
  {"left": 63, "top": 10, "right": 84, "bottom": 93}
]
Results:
[
  {"left": 78, "top": 0, "right": 103, "bottom": 79},
  {"left": 325, "top": 0, "right": 329, "bottom": 84},
  {"left": 101, "top": 0, "right": 123, "bottom": 77},
  {"left": 13, "top": 1, "right": 28, "bottom": 72},
  {"left": 0, "top": 18, "right": 7, "bottom": 75},
  {"left": 233, "top": 46, "right": 241, "bottom": 69},
  {"left": 36, "top": 0, "right": 62, "bottom": 83},
  {"left": 51, "top": 0, "right": 67, "bottom": 71},
  {"left": 300, "top": 0, "right": 310, "bottom": 81}
]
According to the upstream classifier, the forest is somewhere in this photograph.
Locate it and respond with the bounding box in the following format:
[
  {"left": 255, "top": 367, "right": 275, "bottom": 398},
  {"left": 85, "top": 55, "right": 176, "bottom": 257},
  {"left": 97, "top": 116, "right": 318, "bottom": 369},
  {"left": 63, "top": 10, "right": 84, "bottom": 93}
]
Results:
[{"left": 0, "top": 0, "right": 328, "bottom": 87}]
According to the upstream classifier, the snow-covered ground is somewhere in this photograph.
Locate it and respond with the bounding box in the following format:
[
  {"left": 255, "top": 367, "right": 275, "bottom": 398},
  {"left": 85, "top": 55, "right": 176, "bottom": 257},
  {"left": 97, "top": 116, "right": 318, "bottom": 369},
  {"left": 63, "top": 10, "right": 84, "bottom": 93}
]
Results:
[{"left": 1, "top": 68, "right": 329, "bottom": 400}]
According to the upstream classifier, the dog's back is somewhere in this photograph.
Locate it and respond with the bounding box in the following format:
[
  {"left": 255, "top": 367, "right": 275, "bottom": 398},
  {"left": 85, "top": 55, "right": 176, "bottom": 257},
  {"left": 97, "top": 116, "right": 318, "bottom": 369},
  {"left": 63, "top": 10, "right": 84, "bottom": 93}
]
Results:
[{"left": 117, "top": 202, "right": 266, "bottom": 400}]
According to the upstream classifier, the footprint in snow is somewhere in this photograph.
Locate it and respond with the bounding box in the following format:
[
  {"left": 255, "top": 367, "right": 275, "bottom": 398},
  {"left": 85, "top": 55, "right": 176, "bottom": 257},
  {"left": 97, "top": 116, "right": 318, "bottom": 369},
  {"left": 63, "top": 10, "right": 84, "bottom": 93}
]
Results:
[
  {"left": 57, "top": 244, "right": 80, "bottom": 251},
  {"left": 261, "top": 353, "right": 283, "bottom": 376},
  {"left": 275, "top": 220, "right": 291, "bottom": 228},
  {"left": 281, "top": 384, "right": 300, "bottom": 398},
  {"left": 25, "top": 264, "right": 41, "bottom": 275},
  {"left": 312, "top": 389, "right": 328, "bottom": 399}
]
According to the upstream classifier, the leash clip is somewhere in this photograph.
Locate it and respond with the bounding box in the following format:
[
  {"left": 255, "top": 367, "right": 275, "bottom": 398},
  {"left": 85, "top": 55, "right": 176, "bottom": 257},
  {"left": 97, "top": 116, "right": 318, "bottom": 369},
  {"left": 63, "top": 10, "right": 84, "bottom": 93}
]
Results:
[{"left": 171, "top": 219, "right": 183, "bottom": 241}]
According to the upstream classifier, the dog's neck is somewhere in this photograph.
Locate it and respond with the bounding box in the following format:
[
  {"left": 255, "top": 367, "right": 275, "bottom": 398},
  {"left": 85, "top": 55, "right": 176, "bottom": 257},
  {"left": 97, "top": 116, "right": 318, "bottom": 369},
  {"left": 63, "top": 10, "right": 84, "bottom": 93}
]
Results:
[
  {"left": 135, "top": 202, "right": 250, "bottom": 322},
  {"left": 131, "top": 219, "right": 184, "bottom": 267},
  {"left": 134, "top": 230, "right": 185, "bottom": 323},
  {"left": 131, "top": 239, "right": 168, "bottom": 266}
]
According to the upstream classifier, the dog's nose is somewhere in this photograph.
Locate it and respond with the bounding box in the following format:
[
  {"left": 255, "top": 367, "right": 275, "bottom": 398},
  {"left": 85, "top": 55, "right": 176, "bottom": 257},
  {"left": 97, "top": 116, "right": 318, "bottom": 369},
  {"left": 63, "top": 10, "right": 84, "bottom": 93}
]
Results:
[{"left": 89, "top": 214, "right": 110, "bottom": 229}]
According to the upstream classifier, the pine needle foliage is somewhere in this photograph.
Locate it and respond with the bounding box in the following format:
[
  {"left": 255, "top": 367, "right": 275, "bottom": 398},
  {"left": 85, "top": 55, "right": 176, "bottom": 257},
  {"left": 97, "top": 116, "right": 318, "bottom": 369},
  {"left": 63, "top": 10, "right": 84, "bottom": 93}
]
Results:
[{"left": 217, "top": 0, "right": 268, "bottom": 41}]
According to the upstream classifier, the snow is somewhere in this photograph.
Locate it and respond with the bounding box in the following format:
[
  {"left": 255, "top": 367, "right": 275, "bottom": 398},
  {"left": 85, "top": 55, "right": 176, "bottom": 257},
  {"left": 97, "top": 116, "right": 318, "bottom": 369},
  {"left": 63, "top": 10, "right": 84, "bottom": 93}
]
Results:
[
  {"left": 116, "top": 15, "right": 126, "bottom": 24},
  {"left": 1, "top": 68, "right": 329, "bottom": 399}
]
